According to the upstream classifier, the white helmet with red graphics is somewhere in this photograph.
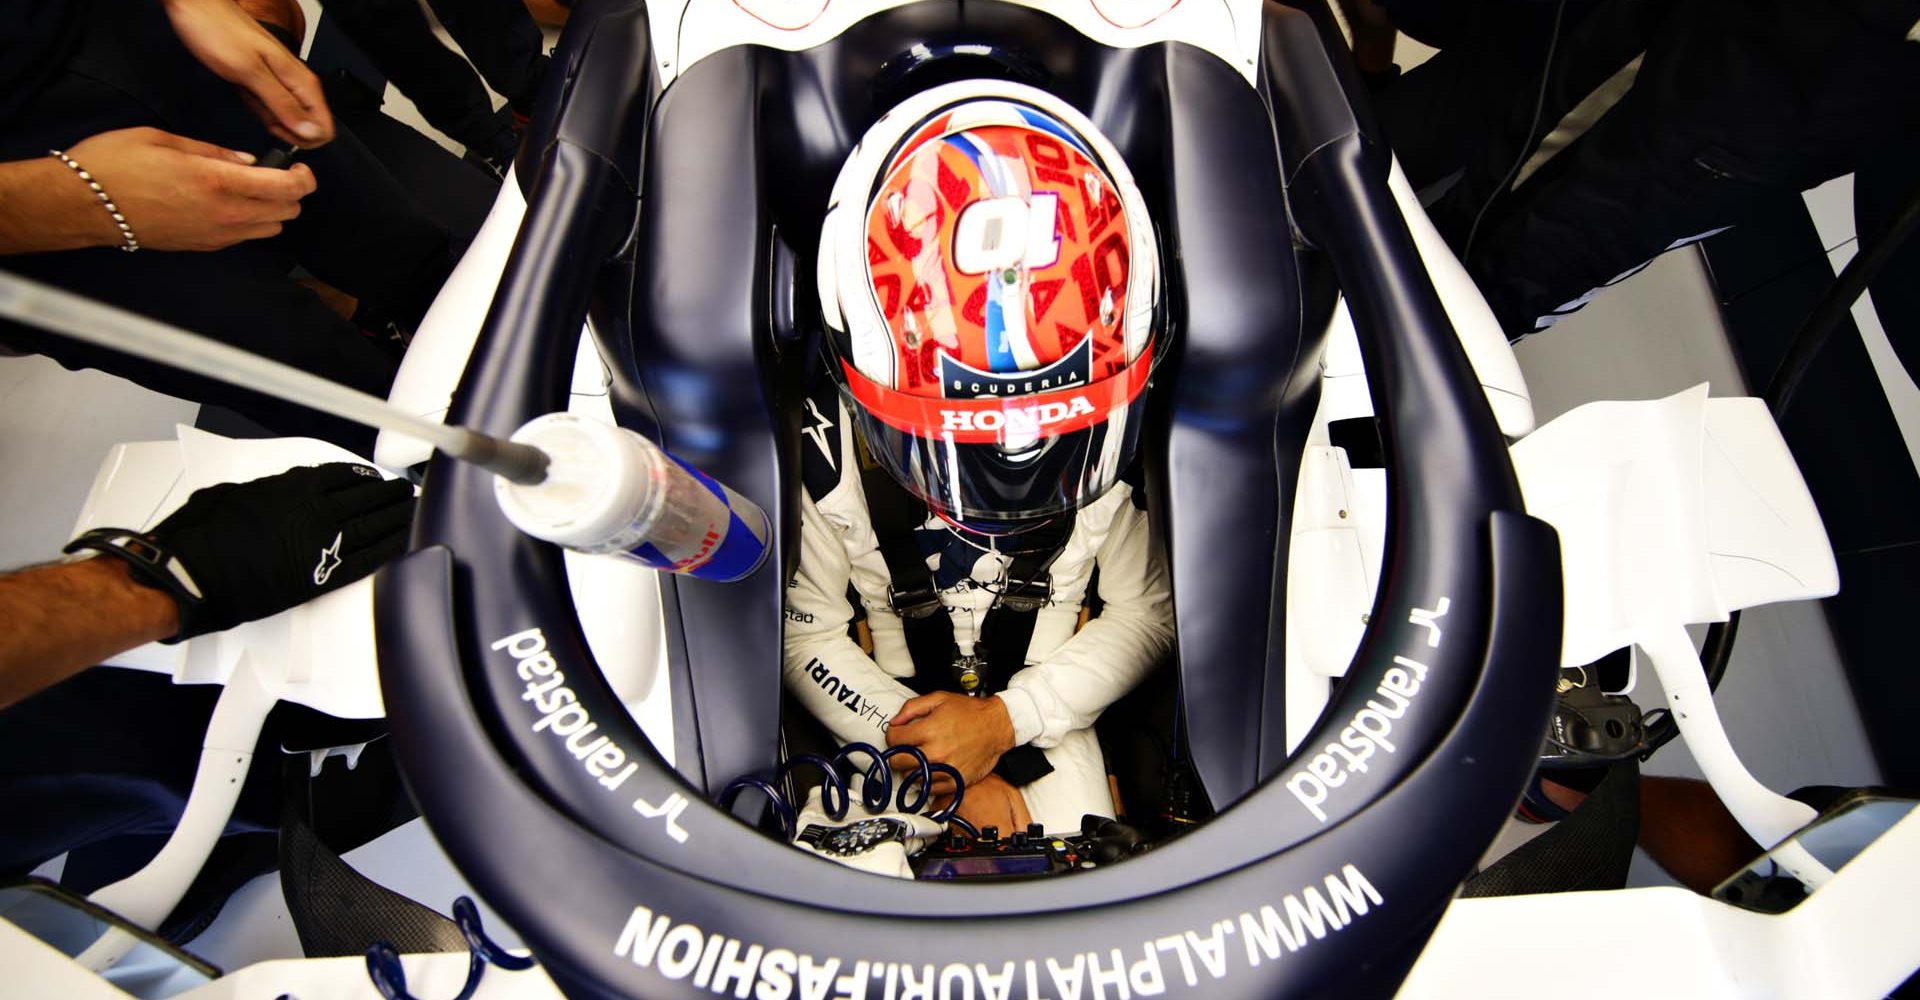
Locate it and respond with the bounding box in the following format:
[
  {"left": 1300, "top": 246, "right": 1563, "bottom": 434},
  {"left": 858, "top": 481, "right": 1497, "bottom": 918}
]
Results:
[{"left": 818, "top": 80, "right": 1161, "bottom": 533}]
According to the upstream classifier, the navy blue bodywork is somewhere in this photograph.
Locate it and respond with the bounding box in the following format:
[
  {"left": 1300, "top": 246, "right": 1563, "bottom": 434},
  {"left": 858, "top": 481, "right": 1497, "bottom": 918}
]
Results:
[{"left": 375, "top": 3, "right": 1563, "bottom": 996}]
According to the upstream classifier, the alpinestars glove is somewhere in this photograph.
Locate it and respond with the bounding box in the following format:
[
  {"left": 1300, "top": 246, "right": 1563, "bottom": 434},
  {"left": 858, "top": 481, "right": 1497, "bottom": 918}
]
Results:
[{"left": 69, "top": 463, "right": 415, "bottom": 642}]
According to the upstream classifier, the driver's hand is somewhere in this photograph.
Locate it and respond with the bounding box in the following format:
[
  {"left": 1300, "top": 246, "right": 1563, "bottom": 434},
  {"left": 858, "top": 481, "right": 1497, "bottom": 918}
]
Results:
[
  {"left": 886, "top": 691, "right": 1015, "bottom": 788},
  {"left": 146, "top": 463, "right": 414, "bottom": 640},
  {"left": 945, "top": 774, "right": 1031, "bottom": 839}
]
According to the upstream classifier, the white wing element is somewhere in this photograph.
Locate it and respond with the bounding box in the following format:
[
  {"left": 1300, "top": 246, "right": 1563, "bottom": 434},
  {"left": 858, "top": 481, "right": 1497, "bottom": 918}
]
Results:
[
  {"left": 66, "top": 424, "right": 670, "bottom": 966},
  {"left": 68, "top": 427, "right": 402, "bottom": 970},
  {"left": 75, "top": 425, "right": 392, "bottom": 717},
  {"left": 661, "top": 0, "right": 1259, "bottom": 86},
  {"left": 1512, "top": 384, "right": 1839, "bottom": 870},
  {"left": 75, "top": 667, "right": 271, "bottom": 973},
  {"left": 1401, "top": 808, "right": 1920, "bottom": 1000},
  {"left": 1512, "top": 385, "right": 1838, "bottom": 667}
]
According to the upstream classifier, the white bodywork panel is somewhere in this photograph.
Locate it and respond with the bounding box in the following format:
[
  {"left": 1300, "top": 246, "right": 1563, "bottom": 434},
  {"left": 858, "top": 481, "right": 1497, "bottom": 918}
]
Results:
[
  {"left": 1301, "top": 378, "right": 1840, "bottom": 861},
  {"left": 61, "top": 419, "right": 671, "bottom": 964},
  {"left": 1512, "top": 386, "right": 1839, "bottom": 670},
  {"left": 1513, "top": 385, "right": 1840, "bottom": 860},
  {"left": 1294, "top": 376, "right": 1842, "bottom": 865},
  {"left": 1284, "top": 340, "right": 1387, "bottom": 752},
  {"left": 74, "top": 427, "right": 395, "bottom": 720},
  {"left": 375, "top": 165, "right": 529, "bottom": 473},
  {"left": 77, "top": 423, "right": 668, "bottom": 744},
  {"left": 654, "top": 0, "right": 1260, "bottom": 86},
  {"left": 63, "top": 429, "right": 404, "bottom": 968},
  {"left": 370, "top": 164, "right": 673, "bottom": 758},
  {"left": 1401, "top": 808, "right": 1920, "bottom": 1000},
  {"left": 1289, "top": 155, "right": 1533, "bottom": 732},
  {"left": 15, "top": 807, "right": 1920, "bottom": 998}
]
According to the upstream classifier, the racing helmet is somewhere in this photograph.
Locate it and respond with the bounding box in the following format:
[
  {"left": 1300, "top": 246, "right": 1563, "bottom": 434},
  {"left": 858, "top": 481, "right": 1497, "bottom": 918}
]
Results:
[{"left": 818, "top": 81, "right": 1161, "bottom": 532}]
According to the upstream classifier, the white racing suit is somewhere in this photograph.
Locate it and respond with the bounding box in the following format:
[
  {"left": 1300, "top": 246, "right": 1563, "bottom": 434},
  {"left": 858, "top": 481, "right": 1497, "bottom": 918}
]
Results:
[{"left": 782, "top": 398, "right": 1174, "bottom": 834}]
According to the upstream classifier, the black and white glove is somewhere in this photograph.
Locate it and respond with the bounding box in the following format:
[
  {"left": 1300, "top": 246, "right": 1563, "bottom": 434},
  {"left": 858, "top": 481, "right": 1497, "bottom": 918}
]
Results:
[{"left": 65, "top": 463, "right": 414, "bottom": 642}]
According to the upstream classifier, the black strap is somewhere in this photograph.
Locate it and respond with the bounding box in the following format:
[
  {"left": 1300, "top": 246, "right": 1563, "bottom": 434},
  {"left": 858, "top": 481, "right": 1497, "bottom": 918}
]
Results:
[
  {"left": 974, "top": 514, "right": 1074, "bottom": 695},
  {"left": 977, "top": 521, "right": 1073, "bottom": 789},
  {"left": 858, "top": 461, "right": 956, "bottom": 696},
  {"left": 858, "top": 467, "right": 1077, "bottom": 788},
  {"left": 857, "top": 461, "right": 1077, "bottom": 696},
  {"left": 994, "top": 745, "right": 1055, "bottom": 786},
  {"left": 64, "top": 527, "right": 205, "bottom": 612}
]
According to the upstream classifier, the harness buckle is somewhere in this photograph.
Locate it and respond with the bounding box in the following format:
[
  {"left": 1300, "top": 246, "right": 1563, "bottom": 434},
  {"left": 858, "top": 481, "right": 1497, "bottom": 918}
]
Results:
[
  {"left": 888, "top": 583, "right": 944, "bottom": 620},
  {"left": 994, "top": 576, "right": 1051, "bottom": 614},
  {"left": 953, "top": 653, "right": 985, "bottom": 695}
]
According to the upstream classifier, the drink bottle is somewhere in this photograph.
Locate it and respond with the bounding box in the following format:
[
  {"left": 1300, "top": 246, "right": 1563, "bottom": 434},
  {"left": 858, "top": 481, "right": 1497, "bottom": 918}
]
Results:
[{"left": 493, "top": 413, "right": 770, "bottom": 582}]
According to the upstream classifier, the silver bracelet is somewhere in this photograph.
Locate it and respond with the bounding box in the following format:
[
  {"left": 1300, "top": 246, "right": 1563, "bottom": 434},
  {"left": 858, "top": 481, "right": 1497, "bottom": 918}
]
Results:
[{"left": 48, "top": 149, "right": 141, "bottom": 252}]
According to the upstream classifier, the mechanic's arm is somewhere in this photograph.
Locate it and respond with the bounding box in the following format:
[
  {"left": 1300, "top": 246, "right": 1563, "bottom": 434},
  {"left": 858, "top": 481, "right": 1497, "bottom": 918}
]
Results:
[
  {"left": 782, "top": 494, "right": 920, "bottom": 747},
  {"left": 0, "top": 463, "right": 412, "bottom": 711},
  {"left": 0, "top": 128, "right": 315, "bottom": 255},
  {"left": 0, "top": 558, "right": 178, "bottom": 710},
  {"left": 161, "top": 0, "right": 334, "bottom": 146},
  {"left": 999, "top": 494, "right": 1173, "bottom": 749}
]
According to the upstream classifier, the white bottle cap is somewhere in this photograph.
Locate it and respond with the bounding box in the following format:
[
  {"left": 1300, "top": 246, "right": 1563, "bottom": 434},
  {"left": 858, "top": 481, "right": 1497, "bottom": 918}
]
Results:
[{"left": 493, "top": 413, "right": 654, "bottom": 551}]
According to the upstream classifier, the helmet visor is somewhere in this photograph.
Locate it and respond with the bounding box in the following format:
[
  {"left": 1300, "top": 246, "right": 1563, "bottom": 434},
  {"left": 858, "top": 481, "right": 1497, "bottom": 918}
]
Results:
[
  {"left": 840, "top": 347, "right": 1151, "bottom": 522},
  {"left": 846, "top": 402, "right": 1144, "bottom": 523}
]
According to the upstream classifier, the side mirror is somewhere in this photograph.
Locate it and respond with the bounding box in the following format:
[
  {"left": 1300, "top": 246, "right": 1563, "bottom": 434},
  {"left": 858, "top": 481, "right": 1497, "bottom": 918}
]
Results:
[
  {"left": 0, "top": 878, "right": 217, "bottom": 999},
  {"left": 1714, "top": 793, "right": 1920, "bottom": 914}
]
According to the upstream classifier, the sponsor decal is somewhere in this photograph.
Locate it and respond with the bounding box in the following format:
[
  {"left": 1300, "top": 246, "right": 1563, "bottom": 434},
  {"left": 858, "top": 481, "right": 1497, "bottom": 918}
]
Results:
[
  {"left": 945, "top": 373, "right": 1088, "bottom": 397},
  {"left": 1286, "top": 599, "right": 1452, "bottom": 822},
  {"left": 612, "top": 864, "right": 1383, "bottom": 997},
  {"left": 951, "top": 193, "right": 1061, "bottom": 275},
  {"left": 671, "top": 529, "right": 724, "bottom": 572},
  {"left": 635, "top": 792, "right": 691, "bottom": 844},
  {"left": 940, "top": 396, "right": 1095, "bottom": 435},
  {"left": 312, "top": 531, "right": 344, "bottom": 585},
  {"left": 802, "top": 657, "right": 889, "bottom": 733},
  {"left": 939, "top": 336, "right": 1092, "bottom": 400},
  {"left": 493, "top": 628, "right": 643, "bottom": 793},
  {"left": 801, "top": 398, "right": 838, "bottom": 468},
  {"left": 843, "top": 341, "right": 1150, "bottom": 445},
  {"left": 1285, "top": 656, "right": 1428, "bottom": 823}
]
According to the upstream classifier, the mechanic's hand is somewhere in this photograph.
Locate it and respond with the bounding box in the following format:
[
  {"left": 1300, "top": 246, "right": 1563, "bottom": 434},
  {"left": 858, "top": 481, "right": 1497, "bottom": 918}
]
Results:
[
  {"left": 161, "top": 0, "right": 334, "bottom": 147},
  {"left": 946, "top": 775, "right": 1031, "bottom": 839},
  {"left": 62, "top": 128, "right": 316, "bottom": 251},
  {"left": 887, "top": 691, "right": 1016, "bottom": 788},
  {"left": 151, "top": 463, "right": 414, "bottom": 640}
]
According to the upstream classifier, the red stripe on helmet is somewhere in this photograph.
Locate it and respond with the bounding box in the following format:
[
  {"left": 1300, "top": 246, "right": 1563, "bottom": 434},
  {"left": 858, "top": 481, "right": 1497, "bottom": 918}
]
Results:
[{"left": 895, "top": 112, "right": 956, "bottom": 166}]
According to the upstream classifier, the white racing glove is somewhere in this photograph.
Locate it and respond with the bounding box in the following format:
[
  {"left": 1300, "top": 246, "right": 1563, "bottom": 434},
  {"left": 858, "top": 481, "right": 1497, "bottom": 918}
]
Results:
[{"left": 790, "top": 782, "right": 945, "bottom": 878}]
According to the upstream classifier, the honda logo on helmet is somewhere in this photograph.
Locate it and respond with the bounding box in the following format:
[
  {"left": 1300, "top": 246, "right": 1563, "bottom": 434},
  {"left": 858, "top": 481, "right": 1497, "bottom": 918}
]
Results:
[{"left": 942, "top": 396, "right": 1095, "bottom": 433}]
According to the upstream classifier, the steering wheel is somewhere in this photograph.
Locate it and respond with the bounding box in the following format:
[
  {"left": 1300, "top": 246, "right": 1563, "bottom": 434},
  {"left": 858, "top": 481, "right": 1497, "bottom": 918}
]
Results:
[{"left": 374, "top": 3, "right": 1563, "bottom": 998}]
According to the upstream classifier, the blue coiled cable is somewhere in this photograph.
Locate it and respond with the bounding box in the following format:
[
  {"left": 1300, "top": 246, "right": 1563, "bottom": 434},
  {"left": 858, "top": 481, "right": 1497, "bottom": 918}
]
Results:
[
  {"left": 364, "top": 895, "right": 532, "bottom": 1000},
  {"left": 719, "top": 740, "right": 975, "bottom": 841}
]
